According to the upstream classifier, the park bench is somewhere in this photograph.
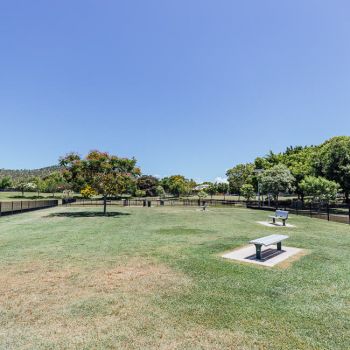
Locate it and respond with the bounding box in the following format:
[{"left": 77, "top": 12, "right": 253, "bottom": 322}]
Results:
[
  {"left": 269, "top": 210, "right": 289, "bottom": 226},
  {"left": 250, "top": 234, "right": 289, "bottom": 260}
]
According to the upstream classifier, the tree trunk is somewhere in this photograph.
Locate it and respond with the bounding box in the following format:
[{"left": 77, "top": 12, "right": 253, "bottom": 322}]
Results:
[
  {"left": 345, "top": 191, "right": 349, "bottom": 204},
  {"left": 22, "top": 189, "right": 24, "bottom": 197},
  {"left": 103, "top": 196, "right": 107, "bottom": 215}
]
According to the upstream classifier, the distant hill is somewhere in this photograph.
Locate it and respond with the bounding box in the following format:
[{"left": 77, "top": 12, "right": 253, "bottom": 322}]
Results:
[{"left": 0, "top": 165, "right": 61, "bottom": 181}]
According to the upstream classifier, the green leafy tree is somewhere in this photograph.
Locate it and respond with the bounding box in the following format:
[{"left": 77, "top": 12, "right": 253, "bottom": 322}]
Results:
[
  {"left": 313, "top": 136, "right": 350, "bottom": 201},
  {"left": 156, "top": 185, "right": 165, "bottom": 198},
  {"left": 259, "top": 164, "right": 295, "bottom": 202},
  {"left": 216, "top": 182, "right": 229, "bottom": 194},
  {"left": 300, "top": 176, "right": 340, "bottom": 203},
  {"left": 277, "top": 145, "right": 316, "bottom": 200},
  {"left": 206, "top": 183, "right": 217, "bottom": 199},
  {"left": 135, "top": 189, "right": 146, "bottom": 197},
  {"left": 167, "top": 175, "right": 189, "bottom": 197},
  {"left": 197, "top": 190, "right": 208, "bottom": 200},
  {"left": 44, "top": 172, "right": 64, "bottom": 197},
  {"left": 136, "top": 175, "right": 159, "bottom": 197},
  {"left": 0, "top": 176, "right": 12, "bottom": 190},
  {"left": 226, "top": 163, "right": 255, "bottom": 195},
  {"left": 15, "top": 180, "right": 27, "bottom": 197},
  {"left": 60, "top": 150, "right": 141, "bottom": 215},
  {"left": 33, "top": 177, "right": 46, "bottom": 198},
  {"left": 241, "top": 184, "right": 255, "bottom": 201}
]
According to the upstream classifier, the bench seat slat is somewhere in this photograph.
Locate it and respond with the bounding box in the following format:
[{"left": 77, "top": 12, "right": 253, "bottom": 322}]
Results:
[{"left": 250, "top": 234, "right": 289, "bottom": 246}]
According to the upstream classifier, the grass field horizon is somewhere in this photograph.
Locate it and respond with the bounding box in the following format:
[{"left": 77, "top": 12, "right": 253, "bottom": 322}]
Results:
[{"left": 0, "top": 205, "right": 349, "bottom": 349}]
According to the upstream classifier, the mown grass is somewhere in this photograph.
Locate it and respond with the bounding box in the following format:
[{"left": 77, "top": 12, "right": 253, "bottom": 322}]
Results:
[{"left": 0, "top": 206, "right": 349, "bottom": 349}]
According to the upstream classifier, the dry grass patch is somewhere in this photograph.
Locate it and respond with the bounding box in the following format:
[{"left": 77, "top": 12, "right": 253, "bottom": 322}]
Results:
[{"left": 0, "top": 258, "right": 197, "bottom": 349}]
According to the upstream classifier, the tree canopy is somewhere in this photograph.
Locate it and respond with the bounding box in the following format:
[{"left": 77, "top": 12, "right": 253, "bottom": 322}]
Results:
[{"left": 60, "top": 151, "right": 140, "bottom": 214}]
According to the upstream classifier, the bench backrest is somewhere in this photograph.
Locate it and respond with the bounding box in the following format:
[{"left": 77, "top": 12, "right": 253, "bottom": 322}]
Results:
[{"left": 275, "top": 210, "right": 288, "bottom": 219}]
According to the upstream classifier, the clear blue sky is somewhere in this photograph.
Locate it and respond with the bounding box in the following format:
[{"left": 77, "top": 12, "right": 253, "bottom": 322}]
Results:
[{"left": 1, "top": 1, "right": 349, "bottom": 182}]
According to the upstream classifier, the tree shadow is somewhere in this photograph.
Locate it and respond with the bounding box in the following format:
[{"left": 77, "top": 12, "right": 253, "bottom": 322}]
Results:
[
  {"left": 46, "top": 211, "right": 131, "bottom": 218},
  {"left": 9, "top": 195, "right": 50, "bottom": 200}
]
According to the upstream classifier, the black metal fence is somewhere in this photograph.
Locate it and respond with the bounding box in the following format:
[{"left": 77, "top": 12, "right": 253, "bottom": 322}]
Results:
[
  {"left": 63, "top": 197, "right": 350, "bottom": 225},
  {"left": 62, "top": 198, "right": 247, "bottom": 208},
  {"left": 247, "top": 200, "right": 350, "bottom": 225},
  {"left": 0, "top": 199, "right": 58, "bottom": 217}
]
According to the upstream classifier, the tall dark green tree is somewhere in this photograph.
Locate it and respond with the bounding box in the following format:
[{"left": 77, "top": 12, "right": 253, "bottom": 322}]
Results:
[
  {"left": 313, "top": 136, "right": 350, "bottom": 201},
  {"left": 226, "top": 163, "right": 255, "bottom": 195},
  {"left": 136, "top": 175, "right": 159, "bottom": 197}
]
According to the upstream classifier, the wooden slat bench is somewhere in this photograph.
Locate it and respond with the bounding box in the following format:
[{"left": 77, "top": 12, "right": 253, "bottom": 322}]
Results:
[
  {"left": 269, "top": 210, "right": 289, "bottom": 226},
  {"left": 250, "top": 234, "right": 289, "bottom": 260}
]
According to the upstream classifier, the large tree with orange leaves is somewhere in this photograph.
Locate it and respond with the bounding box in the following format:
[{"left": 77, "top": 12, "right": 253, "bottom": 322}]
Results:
[{"left": 60, "top": 150, "right": 140, "bottom": 214}]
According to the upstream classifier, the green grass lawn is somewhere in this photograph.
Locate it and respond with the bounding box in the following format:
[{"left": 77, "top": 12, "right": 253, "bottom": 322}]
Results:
[{"left": 0, "top": 206, "right": 349, "bottom": 349}]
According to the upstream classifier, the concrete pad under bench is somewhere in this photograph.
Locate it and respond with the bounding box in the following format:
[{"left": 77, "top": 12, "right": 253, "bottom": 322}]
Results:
[
  {"left": 257, "top": 221, "right": 296, "bottom": 228},
  {"left": 222, "top": 245, "right": 303, "bottom": 267}
]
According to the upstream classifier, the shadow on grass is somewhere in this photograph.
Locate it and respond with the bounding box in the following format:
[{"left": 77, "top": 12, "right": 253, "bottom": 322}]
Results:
[
  {"left": 46, "top": 211, "right": 130, "bottom": 218},
  {"left": 9, "top": 195, "right": 52, "bottom": 200}
]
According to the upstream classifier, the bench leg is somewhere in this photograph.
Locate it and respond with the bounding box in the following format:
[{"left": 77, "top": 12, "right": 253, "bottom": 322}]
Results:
[
  {"left": 272, "top": 217, "right": 276, "bottom": 224},
  {"left": 277, "top": 242, "right": 282, "bottom": 250},
  {"left": 255, "top": 244, "right": 262, "bottom": 260},
  {"left": 282, "top": 219, "right": 286, "bottom": 226}
]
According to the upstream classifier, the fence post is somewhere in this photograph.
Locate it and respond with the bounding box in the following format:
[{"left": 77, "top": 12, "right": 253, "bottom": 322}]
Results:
[
  {"left": 11, "top": 201, "right": 14, "bottom": 215},
  {"left": 21, "top": 201, "right": 23, "bottom": 213},
  {"left": 0, "top": 202, "right": 1, "bottom": 217},
  {"left": 327, "top": 203, "right": 330, "bottom": 221},
  {"left": 348, "top": 203, "right": 350, "bottom": 225},
  {"left": 309, "top": 203, "right": 312, "bottom": 217}
]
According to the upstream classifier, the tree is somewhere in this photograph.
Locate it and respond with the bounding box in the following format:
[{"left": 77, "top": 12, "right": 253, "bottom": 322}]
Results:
[
  {"left": 216, "top": 182, "right": 229, "bottom": 194},
  {"left": 197, "top": 190, "right": 208, "bottom": 200},
  {"left": 206, "top": 183, "right": 217, "bottom": 199},
  {"left": 135, "top": 189, "right": 146, "bottom": 197},
  {"left": 15, "top": 180, "right": 27, "bottom": 197},
  {"left": 167, "top": 175, "right": 189, "bottom": 197},
  {"left": 241, "top": 184, "right": 255, "bottom": 201},
  {"left": 280, "top": 146, "right": 315, "bottom": 200},
  {"left": 60, "top": 151, "right": 141, "bottom": 215},
  {"left": 259, "top": 164, "right": 295, "bottom": 202},
  {"left": 300, "top": 176, "right": 340, "bottom": 203},
  {"left": 313, "top": 136, "right": 350, "bottom": 202},
  {"left": 156, "top": 185, "right": 165, "bottom": 198},
  {"left": 226, "top": 163, "right": 255, "bottom": 195},
  {"left": 80, "top": 185, "right": 97, "bottom": 199},
  {"left": 33, "top": 177, "right": 46, "bottom": 197},
  {"left": 136, "top": 175, "right": 159, "bottom": 197},
  {"left": 44, "top": 172, "right": 64, "bottom": 197},
  {"left": 0, "top": 176, "right": 12, "bottom": 190}
]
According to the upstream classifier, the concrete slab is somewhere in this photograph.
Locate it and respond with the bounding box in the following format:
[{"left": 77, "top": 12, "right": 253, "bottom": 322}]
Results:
[
  {"left": 257, "top": 221, "right": 296, "bottom": 228},
  {"left": 222, "top": 245, "right": 303, "bottom": 267}
]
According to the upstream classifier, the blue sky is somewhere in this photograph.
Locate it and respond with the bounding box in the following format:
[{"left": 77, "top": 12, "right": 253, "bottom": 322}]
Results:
[{"left": 1, "top": 1, "right": 349, "bottom": 182}]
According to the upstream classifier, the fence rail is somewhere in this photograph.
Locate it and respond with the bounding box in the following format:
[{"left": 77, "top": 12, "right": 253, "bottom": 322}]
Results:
[
  {"left": 62, "top": 198, "right": 247, "bottom": 207},
  {"left": 0, "top": 199, "right": 58, "bottom": 217},
  {"left": 63, "top": 197, "right": 350, "bottom": 225},
  {"left": 246, "top": 200, "right": 350, "bottom": 225}
]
